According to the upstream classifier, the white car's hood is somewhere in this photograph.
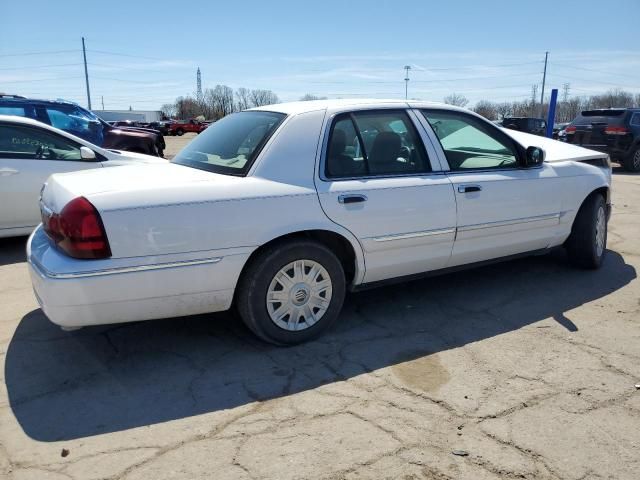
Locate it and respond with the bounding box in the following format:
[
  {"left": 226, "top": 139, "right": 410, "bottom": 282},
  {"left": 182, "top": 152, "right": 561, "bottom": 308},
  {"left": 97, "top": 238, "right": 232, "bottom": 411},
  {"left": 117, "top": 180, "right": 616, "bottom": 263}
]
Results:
[
  {"left": 503, "top": 129, "right": 607, "bottom": 163},
  {"left": 103, "top": 150, "right": 168, "bottom": 165}
]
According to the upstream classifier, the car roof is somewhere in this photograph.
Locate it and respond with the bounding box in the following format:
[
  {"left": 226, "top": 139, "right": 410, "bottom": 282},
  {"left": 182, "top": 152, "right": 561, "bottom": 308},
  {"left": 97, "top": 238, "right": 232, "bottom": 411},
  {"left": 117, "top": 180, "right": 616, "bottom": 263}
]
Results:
[
  {"left": 0, "top": 96, "right": 79, "bottom": 108},
  {"left": 249, "top": 98, "right": 469, "bottom": 115}
]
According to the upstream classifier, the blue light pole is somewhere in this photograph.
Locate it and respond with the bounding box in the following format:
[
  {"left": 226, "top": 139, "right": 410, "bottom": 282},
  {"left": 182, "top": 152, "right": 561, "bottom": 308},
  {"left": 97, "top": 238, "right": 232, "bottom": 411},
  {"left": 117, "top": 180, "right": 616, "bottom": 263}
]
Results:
[{"left": 546, "top": 88, "right": 558, "bottom": 138}]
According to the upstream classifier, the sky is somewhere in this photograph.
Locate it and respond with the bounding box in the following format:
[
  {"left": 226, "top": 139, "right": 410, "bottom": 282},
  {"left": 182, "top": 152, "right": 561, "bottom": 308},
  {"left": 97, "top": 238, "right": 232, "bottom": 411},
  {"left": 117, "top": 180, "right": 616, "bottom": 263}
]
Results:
[{"left": 1, "top": 0, "right": 639, "bottom": 111}]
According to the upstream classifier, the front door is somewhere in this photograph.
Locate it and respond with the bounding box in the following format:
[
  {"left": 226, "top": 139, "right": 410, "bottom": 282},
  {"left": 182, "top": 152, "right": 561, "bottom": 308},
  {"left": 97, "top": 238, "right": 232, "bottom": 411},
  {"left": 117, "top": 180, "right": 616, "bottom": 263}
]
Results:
[
  {"left": 316, "top": 108, "right": 457, "bottom": 283},
  {"left": 417, "top": 109, "right": 562, "bottom": 267},
  {"left": 0, "top": 122, "right": 101, "bottom": 233}
]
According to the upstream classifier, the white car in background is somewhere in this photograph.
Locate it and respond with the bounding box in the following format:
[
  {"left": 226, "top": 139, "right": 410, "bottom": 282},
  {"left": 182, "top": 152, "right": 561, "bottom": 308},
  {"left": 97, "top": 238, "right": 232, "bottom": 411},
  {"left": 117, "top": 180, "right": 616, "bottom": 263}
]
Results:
[
  {"left": 28, "top": 100, "right": 612, "bottom": 345},
  {"left": 0, "top": 115, "right": 166, "bottom": 238}
]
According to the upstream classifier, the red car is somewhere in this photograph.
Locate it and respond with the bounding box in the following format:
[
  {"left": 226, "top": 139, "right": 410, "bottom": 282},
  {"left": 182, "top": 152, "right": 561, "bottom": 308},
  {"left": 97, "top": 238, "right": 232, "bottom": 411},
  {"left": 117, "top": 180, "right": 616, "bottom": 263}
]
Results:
[{"left": 168, "top": 119, "right": 208, "bottom": 136}]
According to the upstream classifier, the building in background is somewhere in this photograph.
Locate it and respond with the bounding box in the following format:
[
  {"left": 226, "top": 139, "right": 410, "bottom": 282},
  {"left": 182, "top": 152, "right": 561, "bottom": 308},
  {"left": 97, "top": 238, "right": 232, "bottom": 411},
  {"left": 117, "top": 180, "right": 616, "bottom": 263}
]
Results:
[{"left": 92, "top": 110, "right": 162, "bottom": 122}]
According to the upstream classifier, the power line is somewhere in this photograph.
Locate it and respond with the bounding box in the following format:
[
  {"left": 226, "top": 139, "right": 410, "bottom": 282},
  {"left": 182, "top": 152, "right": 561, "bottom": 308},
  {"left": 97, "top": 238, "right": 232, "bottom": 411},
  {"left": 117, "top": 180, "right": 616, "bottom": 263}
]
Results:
[
  {"left": 546, "top": 72, "right": 638, "bottom": 89},
  {"left": 549, "top": 62, "right": 639, "bottom": 81},
  {"left": 87, "top": 49, "right": 166, "bottom": 61},
  {"left": 0, "top": 49, "right": 77, "bottom": 58},
  {"left": 0, "top": 63, "right": 82, "bottom": 71}
]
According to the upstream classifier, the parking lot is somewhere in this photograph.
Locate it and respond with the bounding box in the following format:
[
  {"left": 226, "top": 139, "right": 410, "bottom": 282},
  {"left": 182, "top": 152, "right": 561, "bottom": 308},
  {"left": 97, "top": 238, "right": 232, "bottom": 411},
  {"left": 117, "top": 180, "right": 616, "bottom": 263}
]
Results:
[{"left": 0, "top": 167, "right": 637, "bottom": 479}]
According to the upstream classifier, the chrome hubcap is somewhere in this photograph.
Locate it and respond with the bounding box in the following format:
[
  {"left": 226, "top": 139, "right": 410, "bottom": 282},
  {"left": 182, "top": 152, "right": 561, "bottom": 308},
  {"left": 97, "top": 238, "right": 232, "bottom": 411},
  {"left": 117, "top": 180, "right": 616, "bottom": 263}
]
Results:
[
  {"left": 266, "top": 260, "right": 333, "bottom": 331},
  {"left": 595, "top": 206, "right": 606, "bottom": 257}
]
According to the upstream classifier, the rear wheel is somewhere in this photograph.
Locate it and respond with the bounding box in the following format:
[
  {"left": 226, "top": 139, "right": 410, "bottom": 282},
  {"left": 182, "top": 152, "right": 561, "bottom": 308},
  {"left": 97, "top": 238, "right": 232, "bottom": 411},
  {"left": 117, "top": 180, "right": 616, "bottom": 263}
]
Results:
[
  {"left": 622, "top": 147, "right": 640, "bottom": 172},
  {"left": 565, "top": 194, "right": 607, "bottom": 269},
  {"left": 236, "top": 240, "right": 346, "bottom": 345},
  {"left": 176, "top": 128, "right": 185, "bottom": 136}
]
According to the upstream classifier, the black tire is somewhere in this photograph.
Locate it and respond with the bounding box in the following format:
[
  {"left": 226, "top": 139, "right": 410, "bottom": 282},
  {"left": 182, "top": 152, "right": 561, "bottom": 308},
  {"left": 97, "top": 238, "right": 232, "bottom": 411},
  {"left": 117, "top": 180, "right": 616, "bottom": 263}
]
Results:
[
  {"left": 236, "top": 240, "right": 346, "bottom": 345},
  {"left": 176, "top": 129, "right": 184, "bottom": 136},
  {"left": 622, "top": 147, "right": 640, "bottom": 172},
  {"left": 565, "top": 194, "right": 607, "bottom": 269}
]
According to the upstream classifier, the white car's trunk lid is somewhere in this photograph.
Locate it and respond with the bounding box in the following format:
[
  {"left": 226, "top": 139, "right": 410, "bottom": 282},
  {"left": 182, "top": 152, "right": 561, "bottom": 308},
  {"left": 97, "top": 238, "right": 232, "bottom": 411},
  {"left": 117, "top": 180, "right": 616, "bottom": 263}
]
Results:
[{"left": 41, "top": 163, "right": 215, "bottom": 213}]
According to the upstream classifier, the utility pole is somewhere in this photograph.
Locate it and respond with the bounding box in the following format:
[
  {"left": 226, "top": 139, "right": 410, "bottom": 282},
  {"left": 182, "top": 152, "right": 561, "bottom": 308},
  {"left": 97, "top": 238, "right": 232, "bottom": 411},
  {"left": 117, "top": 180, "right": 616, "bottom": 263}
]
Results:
[
  {"left": 531, "top": 84, "right": 538, "bottom": 115},
  {"left": 82, "top": 37, "right": 92, "bottom": 110},
  {"left": 101, "top": 95, "right": 104, "bottom": 110},
  {"left": 404, "top": 65, "right": 411, "bottom": 100},
  {"left": 539, "top": 51, "right": 549, "bottom": 117}
]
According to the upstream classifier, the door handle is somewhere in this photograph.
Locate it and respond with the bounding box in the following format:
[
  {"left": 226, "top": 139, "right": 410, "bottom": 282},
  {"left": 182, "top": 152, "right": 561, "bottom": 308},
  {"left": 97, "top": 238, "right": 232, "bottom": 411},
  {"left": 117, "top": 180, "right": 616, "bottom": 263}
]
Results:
[
  {"left": 458, "top": 184, "right": 482, "bottom": 193},
  {"left": 0, "top": 167, "right": 19, "bottom": 177},
  {"left": 338, "top": 194, "right": 368, "bottom": 204}
]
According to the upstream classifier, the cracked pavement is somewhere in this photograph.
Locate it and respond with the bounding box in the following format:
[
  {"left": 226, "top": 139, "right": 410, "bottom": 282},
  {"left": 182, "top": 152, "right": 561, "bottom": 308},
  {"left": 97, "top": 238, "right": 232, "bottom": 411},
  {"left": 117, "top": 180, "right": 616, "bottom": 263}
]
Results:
[{"left": 1, "top": 170, "right": 639, "bottom": 479}]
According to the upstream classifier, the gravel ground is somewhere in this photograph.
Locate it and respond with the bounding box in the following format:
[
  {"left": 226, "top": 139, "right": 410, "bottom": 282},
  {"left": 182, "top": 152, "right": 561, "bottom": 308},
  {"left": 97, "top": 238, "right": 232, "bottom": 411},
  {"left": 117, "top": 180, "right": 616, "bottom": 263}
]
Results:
[
  {"left": 0, "top": 170, "right": 638, "bottom": 480},
  {"left": 163, "top": 132, "right": 196, "bottom": 159}
]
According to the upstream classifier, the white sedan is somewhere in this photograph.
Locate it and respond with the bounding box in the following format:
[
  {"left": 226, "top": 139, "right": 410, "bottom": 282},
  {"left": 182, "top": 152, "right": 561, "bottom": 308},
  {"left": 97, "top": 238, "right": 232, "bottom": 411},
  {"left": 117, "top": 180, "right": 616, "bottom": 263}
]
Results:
[
  {"left": 0, "top": 115, "right": 166, "bottom": 238},
  {"left": 28, "top": 100, "right": 611, "bottom": 345}
]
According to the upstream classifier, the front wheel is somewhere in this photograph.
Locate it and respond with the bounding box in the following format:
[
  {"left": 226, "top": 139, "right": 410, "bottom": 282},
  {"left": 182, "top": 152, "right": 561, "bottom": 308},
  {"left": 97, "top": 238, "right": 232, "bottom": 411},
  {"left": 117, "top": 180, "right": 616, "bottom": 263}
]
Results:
[
  {"left": 565, "top": 194, "right": 607, "bottom": 269},
  {"left": 622, "top": 147, "right": 640, "bottom": 172},
  {"left": 236, "top": 240, "right": 346, "bottom": 345},
  {"left": 175, "top": 129, "right": 184, "bottom": 136}
]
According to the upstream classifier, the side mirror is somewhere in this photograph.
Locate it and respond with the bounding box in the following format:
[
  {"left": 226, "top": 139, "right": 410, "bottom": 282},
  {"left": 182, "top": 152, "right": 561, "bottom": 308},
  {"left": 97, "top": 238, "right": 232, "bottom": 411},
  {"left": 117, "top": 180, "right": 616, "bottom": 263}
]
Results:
[
  {"left": 80, "top": 146, "right": 97, "bottom": 161},
  {"left": 525, "top": 146, "right": 545, "bottom": 167}
]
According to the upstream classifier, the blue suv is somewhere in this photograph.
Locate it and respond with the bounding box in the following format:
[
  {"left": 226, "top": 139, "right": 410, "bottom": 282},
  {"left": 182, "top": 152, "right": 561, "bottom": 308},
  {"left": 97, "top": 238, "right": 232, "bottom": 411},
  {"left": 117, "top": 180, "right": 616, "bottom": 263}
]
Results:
[{"left": 0, "top": 95, "right": 164, "bottom": 157}]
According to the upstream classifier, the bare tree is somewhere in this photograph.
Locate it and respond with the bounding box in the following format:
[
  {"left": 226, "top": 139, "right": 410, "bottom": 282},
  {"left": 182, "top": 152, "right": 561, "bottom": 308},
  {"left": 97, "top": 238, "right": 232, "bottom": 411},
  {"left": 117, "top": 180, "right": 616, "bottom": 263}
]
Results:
[
  {"left": 300, "top": 94, "right": 327, "bottom": 101},
  {"left": 160, "top": 103, "right": 176, "bottom": 119},
  {"left": 443, "top": 93, "right": 469, "bottom": 108},
  {"left": 174, "top": 96, "right": 202, "bottom": 120},
  {"left": 250, "top": 89, "right": 279, "bottom": 107},
  {"left": 473, "top": 100, "right": 497, "bottom": 120},
  {"left": 235, "top": 87, "right": 252, "bottom": 111},
  {"left": 589, "top": 88, "right": 635, "bottom": 109},
  {"left": 202, "top": 85, "right": 235, "bottom": 119}
]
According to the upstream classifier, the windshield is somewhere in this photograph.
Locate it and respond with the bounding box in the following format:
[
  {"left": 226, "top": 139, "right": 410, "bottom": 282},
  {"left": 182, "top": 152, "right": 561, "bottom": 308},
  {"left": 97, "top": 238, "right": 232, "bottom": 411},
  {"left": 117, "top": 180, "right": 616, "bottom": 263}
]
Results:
[{"left": 173, "top": 111, "right": 285, "bottom": 175}]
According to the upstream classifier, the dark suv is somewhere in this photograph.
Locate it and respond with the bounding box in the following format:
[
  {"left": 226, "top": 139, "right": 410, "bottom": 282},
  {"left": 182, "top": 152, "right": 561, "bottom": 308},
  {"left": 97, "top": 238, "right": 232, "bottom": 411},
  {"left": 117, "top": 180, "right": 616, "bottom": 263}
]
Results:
[
  {"left": 566, "top": 108, "right": 640, "bottom": 172},
  {"left": 502, "top": 117, "right": 547, "bottom": 136},
  {"left": 0, "top": 95, "right": 164, "bottom": 157}
]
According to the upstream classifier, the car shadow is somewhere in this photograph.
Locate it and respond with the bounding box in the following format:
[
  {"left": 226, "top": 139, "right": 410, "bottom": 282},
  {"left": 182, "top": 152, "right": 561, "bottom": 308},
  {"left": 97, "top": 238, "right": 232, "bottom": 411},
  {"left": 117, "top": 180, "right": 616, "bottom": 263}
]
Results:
[
  {"left": 0, "top": 236, "right": 27, "bottom": 267},
  {"left": 4, "top": 249, "right": 636, "bottom": 442}
]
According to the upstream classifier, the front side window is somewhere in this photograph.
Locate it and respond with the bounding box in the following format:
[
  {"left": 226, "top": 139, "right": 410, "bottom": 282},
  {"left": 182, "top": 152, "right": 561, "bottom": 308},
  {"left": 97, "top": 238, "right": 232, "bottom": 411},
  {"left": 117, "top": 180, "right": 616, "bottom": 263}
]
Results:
[
  {"left": 326, "top": 110, "right": 430, "bottom": 179},
  {"left": 173, "top": 111, "right": 285, "bottom": 175},
  {"left": 0, "top": 124, "right": 82, "bottom": 160},
  {"left": 421, "top": 110, "right": 519, "bottom": 170}
]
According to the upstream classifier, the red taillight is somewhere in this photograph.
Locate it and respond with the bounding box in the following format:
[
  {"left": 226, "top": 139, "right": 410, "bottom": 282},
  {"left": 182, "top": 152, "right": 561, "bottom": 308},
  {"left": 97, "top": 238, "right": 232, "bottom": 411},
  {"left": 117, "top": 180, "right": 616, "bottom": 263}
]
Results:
[
  {"left": 565, "top": 126, "right": 576, "bottom": 134},
  {"left": 604, "top": 126, "right": 629, "bottom": 135},
  {"left": 42, "top": 197, "right": 111, "bottom": 259}
]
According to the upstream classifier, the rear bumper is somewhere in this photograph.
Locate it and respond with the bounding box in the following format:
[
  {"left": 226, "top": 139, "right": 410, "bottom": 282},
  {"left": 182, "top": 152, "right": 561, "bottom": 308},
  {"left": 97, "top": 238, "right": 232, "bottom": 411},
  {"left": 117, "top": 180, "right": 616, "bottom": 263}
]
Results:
[{"left": 27, "top": 226, "right": 249, "bottom": 328}]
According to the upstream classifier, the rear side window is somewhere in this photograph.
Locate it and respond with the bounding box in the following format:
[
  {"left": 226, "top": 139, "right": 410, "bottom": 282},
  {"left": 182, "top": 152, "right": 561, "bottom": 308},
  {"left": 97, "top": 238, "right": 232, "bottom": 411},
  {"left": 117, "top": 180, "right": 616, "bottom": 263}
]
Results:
[
  {"left": 326, "top": 110, "right": 430, "bottom": 179},
  {"left": 630, "top": 113, "right": 640, "bottom": 126},
  {"left": 0, "top": 124, "right": 82, "bottom": 160},
  {"left": 0, "top": 106, "right": 26, "bottom": 116},
  {"left": 173, "top": 111, "right": 285, "bottom": 176}
]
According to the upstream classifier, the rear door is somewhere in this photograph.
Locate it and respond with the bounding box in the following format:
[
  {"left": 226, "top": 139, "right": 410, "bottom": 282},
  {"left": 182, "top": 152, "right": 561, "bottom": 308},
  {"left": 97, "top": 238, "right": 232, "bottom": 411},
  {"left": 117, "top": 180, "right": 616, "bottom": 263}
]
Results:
[
  {"left": 417, "top": 109, "right": 562, "bottom": 267},
  {"left": 0, "top": 122, "right": 102, "bottom": 232},
  {"left": 316, "top": 108, "right": 456, "bottom": 284}
]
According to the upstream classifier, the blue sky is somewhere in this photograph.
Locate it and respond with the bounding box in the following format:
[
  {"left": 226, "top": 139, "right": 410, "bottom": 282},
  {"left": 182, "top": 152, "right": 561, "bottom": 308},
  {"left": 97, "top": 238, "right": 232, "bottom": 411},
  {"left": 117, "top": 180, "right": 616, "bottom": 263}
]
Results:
[{"left": 1, "top": 0, "right": 638, "bottom": 110}]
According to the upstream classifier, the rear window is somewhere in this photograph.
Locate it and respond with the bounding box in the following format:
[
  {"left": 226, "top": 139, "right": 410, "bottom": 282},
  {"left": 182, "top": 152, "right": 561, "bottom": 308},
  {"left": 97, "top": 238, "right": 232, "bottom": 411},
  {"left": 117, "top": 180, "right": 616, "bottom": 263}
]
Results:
[
  {"left": 574, "top": 109, "right": 627, "bottom": 125},
  {"left": 173, "top": 111, "right": 285, "bottom": 176}
]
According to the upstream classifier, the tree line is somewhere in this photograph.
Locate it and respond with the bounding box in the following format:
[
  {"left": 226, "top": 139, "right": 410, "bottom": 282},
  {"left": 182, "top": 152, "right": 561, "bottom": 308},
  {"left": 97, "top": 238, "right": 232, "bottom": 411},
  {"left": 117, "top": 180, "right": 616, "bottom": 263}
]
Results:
[
  {"left": 162, "top": 87, "right": 640, "bottom": 124},
  {"left": 161, "top": 86, "right": 280, "bottom": 120},
  {"left": 446, "top": 88, "right": 640, "bottom": 123}
]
